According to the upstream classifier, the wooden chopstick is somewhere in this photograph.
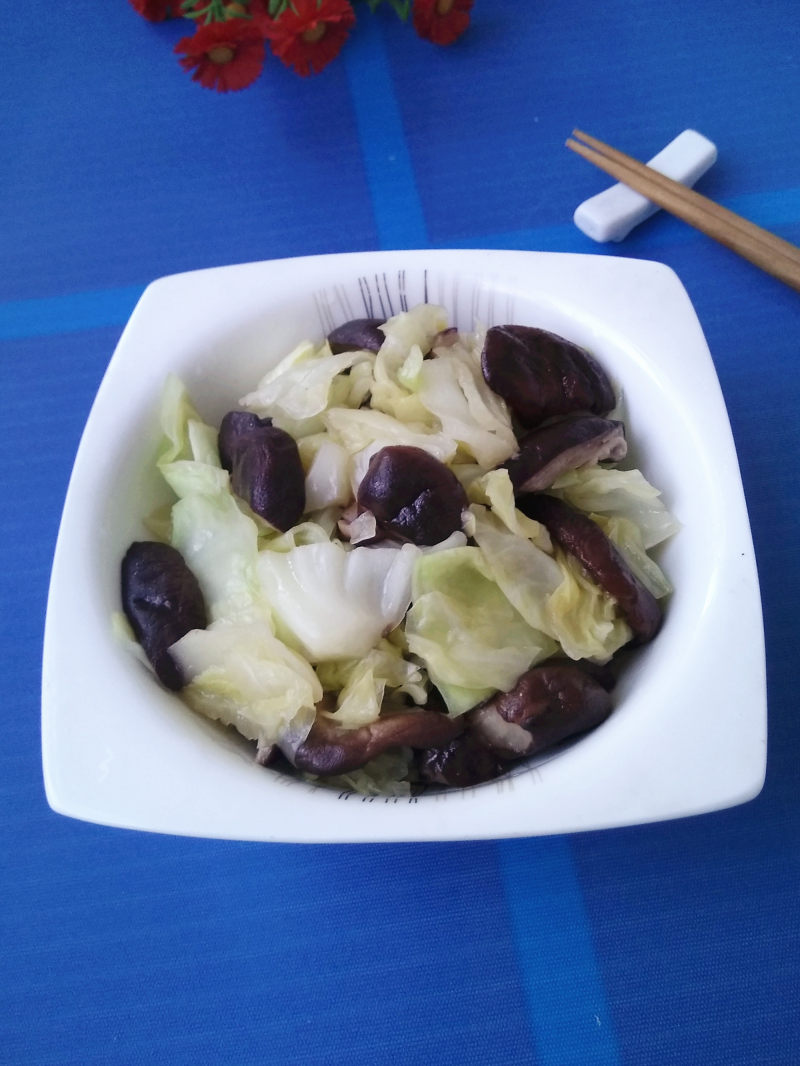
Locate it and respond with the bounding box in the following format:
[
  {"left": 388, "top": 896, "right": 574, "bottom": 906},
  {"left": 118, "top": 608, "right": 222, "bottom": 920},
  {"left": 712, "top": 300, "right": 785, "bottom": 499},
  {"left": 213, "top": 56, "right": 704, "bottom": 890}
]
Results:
[{"left": 566, "top": 129, "right": 800, "bottom": 293}]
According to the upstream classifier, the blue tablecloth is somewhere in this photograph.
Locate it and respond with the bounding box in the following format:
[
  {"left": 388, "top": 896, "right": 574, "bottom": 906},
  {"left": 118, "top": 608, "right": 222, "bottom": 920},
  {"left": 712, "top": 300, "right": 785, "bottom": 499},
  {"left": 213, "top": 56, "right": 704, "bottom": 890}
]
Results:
[{"left": 4, "top": 3, "right": 799, "bottom": 1063}]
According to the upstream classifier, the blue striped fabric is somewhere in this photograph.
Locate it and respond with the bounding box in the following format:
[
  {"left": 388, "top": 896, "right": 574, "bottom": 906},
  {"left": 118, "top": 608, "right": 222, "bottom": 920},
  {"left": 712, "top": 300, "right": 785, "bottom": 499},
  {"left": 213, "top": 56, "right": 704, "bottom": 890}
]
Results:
[
  {"left": 344, "top": 16, "right": 429, "bottom": 250},
  {"left": 0, "top": 286, "right": 145, "bottom": 341},
  {"left": 498, "top": 838, "right": 621, "bottom": 1066}
]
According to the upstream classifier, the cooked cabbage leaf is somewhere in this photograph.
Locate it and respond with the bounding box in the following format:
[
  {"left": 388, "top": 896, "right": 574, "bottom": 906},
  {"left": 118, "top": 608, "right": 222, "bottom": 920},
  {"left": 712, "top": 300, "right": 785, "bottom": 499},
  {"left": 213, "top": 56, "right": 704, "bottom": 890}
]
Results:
[
  {"left": 297, "top": 435, "right": 352, "bottom": 512},
  {"left": 405, "top": 546, "right": 555, "bottom": 715},
  {"left": 155, "top": 375, "right": 228, "bottom": 501},
  {"left": 304, "top": 748, "right": 414, "bottom": 797},
  {"left": 379, "top": 303, "right": 449, "bottom": 357},
  {"left": 170, "top": 489, "right": 268, "bottom": 625},
  {"left": 469, "top": 505, "right": 563, "bottom": 636},
  {"left": 545, "top": 549, "right": 632, "bottom": 662},
  {"left": 470, "top": 504, "right": 633, "bottom": 663},
  {"left": 239, "top": 341, "right": 374, "bottom": 424},
  {"left": 316, "top": 639, "right": 428, "bottom": 727},
  {"left": 156, "top": 374, "right": 205, "bottom": 467},
  {"left": 260, "top": 519, "right": 334, "bottom": 553},
  {"left": 170, "top": 620, "right": 320, "bottom": 749},
  {"left": 594, "top": 514, "right": 673, "bottom": 599},
  {"left": 467, "top": 469, "right": 550, "bottom": 544},
  {"left": 416, "top": 340, "right": 516, "bottom": 468},
  {"left": 370, "top": 339, "right": 434, "bottom": 425},
  {"left": 257, "top": 541, "right": 421, "bottom": 662},
  {"left": 324, "top": 407, "right": 457, "bottom": 461},
  {"left": 550, "top": 466, "right": 680, "bottom": 549}
]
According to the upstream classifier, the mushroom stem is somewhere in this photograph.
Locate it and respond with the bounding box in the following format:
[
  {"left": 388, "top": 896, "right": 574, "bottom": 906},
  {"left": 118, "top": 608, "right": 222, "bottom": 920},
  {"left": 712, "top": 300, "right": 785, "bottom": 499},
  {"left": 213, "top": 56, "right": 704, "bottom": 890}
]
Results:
[
  {"left": 286, "top": 708, "right": 463, "bottom": 777},
  {"left": 518, "top": 493, "right": 663, "bottom": 642}
]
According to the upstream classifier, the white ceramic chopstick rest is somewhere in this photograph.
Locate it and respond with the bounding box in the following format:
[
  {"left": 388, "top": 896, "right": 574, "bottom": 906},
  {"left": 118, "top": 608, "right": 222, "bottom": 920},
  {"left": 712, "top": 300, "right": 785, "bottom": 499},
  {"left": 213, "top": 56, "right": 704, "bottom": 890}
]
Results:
[{"left": 573, "top": 129, "right": 718, "bottom": 243}]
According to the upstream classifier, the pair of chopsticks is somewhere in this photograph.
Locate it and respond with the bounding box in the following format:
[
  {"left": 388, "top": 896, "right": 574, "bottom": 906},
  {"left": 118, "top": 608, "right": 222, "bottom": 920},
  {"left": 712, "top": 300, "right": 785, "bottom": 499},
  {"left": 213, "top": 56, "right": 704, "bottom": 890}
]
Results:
[{"left": 567, "top": 129, "right": 800, "bottom": 293}]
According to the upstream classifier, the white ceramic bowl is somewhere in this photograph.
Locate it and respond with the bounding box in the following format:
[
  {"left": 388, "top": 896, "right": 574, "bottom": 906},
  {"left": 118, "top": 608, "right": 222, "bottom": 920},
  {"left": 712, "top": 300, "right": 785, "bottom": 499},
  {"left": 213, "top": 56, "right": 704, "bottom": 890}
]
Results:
[{"left": 41, "top": 249, "right": 766, "bottom": 842}]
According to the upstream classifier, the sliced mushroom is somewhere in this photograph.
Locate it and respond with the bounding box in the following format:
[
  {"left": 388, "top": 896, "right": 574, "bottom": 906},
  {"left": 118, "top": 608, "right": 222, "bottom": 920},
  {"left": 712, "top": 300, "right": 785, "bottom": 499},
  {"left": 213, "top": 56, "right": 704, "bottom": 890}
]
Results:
[
  {"left": 505, "top": 415, "right": 627, "bottom": 492},
  {"left": 121, "top": 542, "right": 207, "bottom": 690},
  {"left": 481, "top": 325, "right": 616, "bottom": 428},
  {"left": 417, "top": 661, "right": 614, "bottom": 787},
  {"left": 468, "top": 661, "right": 614, "bottom": 760},
  {"left": 431, "top": 326, "right": 460, "bottom": 349},
  {"left": 466, "top": 705, "right": 536, "bottom": 760},
  {"left": 416, "top": 732, "right": 506, "bottom": 788},
  {"left": 336, "top": 500, "right": 381, "bottom": 545},
  {"left": 327, "top": 318, "right": 385, "bottom": 354},
  {"left": 518, "top": 493, "right": 662, "bottom": 642},
  {"left": 286, "top": 708, "right": 463, "bottom": 777},
  {"left": 218, "top": 411, "right": 305, "bottom": 532},
  {"left": 357, "top": 444, "right": 468, "bottom": 546}
]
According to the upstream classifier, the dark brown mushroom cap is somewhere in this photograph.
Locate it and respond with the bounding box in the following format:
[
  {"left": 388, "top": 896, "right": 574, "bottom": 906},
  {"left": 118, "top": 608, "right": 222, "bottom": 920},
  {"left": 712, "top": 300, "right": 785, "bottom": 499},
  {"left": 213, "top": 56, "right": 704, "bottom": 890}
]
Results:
[
  {"left": 505, "top": 415, "right": 627, "bottom": 493},
  {"left": 416, "top": 732, "right": 506, "bottom": 788},
  {"left": 218, "top": 411, "right": 305, "bottom": 532},
  {"left": 481, "top": 325, "right": 616, "bottom": 428},
  {"left": 121, "top": 542, "right": 208, "bottom": 691},
  {"left": 417, "top": 661, "right": 614, "bottom": 787},
  {"left": 327, "top": 318, "right": 385, "bottom": 354},
  {"left": 469, "top": 661, "right": 615, "bottom": 760},
  {"left": 517, "top": 493, "right": 662, "bottom": 643},
  {"left": 288, "top": 708, "right": 464, "bottom": 777},
  {"left": 356, "top": 445, "right": 468, "bottom": 546}
]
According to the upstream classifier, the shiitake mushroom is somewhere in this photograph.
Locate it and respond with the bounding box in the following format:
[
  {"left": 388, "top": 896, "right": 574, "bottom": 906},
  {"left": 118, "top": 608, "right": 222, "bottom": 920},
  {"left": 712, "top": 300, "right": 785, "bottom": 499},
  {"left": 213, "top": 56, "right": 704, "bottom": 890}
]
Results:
[
  {"left": 505, "top": 414, "right": 627, "bottom": 492},
  {"left": 327, "top": 318, "right": 385, "bottom": 354},
  {"left": 121, "top": 542, "right": 207, "bottom": 690},
  {"left": 517, "top": 493, "right": 663, "bottom": 643},
  {"left": 218, "top": 411, "right": 305, "bottom": 532},
  {"left": 481, "top": 324, "right": 616, "bottom": 428},
  {"left": 288, "top": 707, "right": 463, "bottom": 777},
  {"left": 356, "top": 444, "right": 468, "bottom": 546},
  {"left": 417, "top": 662, "right": 615, "bottom": 788}
]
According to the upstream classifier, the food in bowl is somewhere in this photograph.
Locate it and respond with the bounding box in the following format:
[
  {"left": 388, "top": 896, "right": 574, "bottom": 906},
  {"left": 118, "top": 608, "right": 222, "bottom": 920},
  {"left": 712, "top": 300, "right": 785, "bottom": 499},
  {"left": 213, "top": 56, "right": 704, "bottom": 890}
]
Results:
[{"left": 118, "top": 303, "right": 678, "bottom": 795}]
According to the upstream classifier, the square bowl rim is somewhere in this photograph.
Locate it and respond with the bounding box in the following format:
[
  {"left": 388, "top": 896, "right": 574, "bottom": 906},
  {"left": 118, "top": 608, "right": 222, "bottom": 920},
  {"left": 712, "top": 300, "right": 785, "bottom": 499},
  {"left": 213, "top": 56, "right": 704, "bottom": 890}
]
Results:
[{"left": 41, "top": 248, "right": 767, "bottom": 843}]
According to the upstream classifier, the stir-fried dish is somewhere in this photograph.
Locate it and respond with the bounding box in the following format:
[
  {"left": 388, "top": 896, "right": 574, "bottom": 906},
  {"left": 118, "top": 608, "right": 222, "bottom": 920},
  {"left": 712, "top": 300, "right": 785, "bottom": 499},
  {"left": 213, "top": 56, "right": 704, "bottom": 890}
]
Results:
[{"left": 119, "top": 305, "right": 678, "bottom": 795}]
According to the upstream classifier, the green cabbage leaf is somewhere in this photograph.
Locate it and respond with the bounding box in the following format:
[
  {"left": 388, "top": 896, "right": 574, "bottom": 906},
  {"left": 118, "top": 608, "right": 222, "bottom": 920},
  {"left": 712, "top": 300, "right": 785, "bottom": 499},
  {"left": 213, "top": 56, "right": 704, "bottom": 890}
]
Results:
[
  {"left": 257, "top": 541, "right": 421, "bottom": 662},
  {"left": 469, "top": 502, "right": 633, "bottom": 663},
  {"left": 155, "top": 375, "right": 229, "bottom": 501},
  {"left": 170, "top": 489, "right": 268, "bottom": 625},
  {"left": 594, "top": 514, "right": 673, "bottom": 599},
  {"left": 239, "top": 341, "right": 374, "bottom": 424},
  {"left": 545, "top": 549, "right": 632, "bottom": 662},
  {"left": 416, "top": 338, "right": 516, "bottom": 468},
  {"left": 550, "top": 466, "right": 680, "bottom": 549},
  {"left": 405, "top": 546, "right": 555, "bottom": 715},
  {"left": 323, "top": 407, "right": 457, "bottom": 463},
  {"left": 170, "top": 620, "right": 320, "bottom": 750},
  {"left": 316, "top": 639, "right": 428, "bottom": 727}
]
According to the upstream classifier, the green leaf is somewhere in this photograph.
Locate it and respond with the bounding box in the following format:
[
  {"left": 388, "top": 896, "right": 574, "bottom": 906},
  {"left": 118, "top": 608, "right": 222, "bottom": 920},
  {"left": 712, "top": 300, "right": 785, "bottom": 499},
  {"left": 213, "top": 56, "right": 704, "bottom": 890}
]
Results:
[
  {"left": 387, "top": 0, "right": 411, "bottom": 18},
  {"left": 406, "top": 546, "right": 555, "bottom": 714}
]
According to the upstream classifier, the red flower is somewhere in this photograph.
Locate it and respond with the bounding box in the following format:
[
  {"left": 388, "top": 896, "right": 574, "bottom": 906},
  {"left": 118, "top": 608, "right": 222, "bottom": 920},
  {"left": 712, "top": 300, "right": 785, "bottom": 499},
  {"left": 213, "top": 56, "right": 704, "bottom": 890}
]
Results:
[
  {"left": 175, "top": 20, "right": 266, "bottom": 92},
  {"left": 412, "top": 0, "right": 473, "bottom": 46},
  {"left": 263, "top": 0, "right": 356, "bottom": 77},
  {"left": 128, "top": 0, "right": 182, "bottom": 20}
]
